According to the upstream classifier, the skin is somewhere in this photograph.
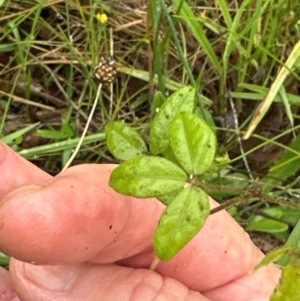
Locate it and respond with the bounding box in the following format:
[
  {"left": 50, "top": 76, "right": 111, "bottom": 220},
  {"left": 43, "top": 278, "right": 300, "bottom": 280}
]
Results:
[{"left": 0, "top": 141, "right": 280, "bottom": 301}]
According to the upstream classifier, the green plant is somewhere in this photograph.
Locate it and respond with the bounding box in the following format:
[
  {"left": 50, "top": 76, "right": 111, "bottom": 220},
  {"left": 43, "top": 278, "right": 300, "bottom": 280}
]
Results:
[
  {"left": 106, "top": 86, "right": 216, "bottom": 260},
  {"left": 106, "top": 86, "right": 300, "bottom": 299}
]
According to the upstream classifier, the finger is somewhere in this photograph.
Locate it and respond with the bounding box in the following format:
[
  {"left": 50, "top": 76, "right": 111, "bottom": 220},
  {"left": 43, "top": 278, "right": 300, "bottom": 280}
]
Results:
[
  {"left": 0, "top": 164, "right": 163, "bottom": 265},
  {"left": 203, "top": 266, "right": 279, "bottom": 301},
  {"left": 0, "top": 141, "right": 50, "bottom": 199},
  {"left": 0, "top": 266, "right": 20, "bottom": 301},
  {"left": 10, "top": 259, "right": 211, "bottom": 301},
  {"left": 120, "top": 210, "right": 281, "bottom": 294}
]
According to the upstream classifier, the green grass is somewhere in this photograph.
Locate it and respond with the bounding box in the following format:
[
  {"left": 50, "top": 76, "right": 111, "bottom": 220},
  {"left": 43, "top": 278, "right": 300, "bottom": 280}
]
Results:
[{"left": 1, "top": 0, "right": 300, "bottom": 288}]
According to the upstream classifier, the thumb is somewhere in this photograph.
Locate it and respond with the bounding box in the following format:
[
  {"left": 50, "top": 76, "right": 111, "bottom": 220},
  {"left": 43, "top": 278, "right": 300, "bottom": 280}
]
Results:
[{"left": 10, "top": 258, "right": 211, "bottom": 301}]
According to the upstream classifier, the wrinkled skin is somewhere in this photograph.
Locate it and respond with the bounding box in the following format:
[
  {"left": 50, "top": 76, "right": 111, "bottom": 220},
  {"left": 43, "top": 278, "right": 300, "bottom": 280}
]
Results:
[{"left": 0, "top": 141, "right": 280, "bottom": 301}]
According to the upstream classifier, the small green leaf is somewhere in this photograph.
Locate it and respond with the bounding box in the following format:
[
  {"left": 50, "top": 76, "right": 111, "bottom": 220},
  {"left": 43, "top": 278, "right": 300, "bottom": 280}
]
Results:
[
  {"left": 151, "top": 91, "right": 165, "bottom": 116},
  {"left": 208, "top": 153, "right": 231, "bottom": 172},
  {"left": 109, "top": 156, "right": 187, "bottom": 197},
  {"left": 154, "top": 186, "right": 210, "bottom": 260},
  {"left": 270, "top": 263, "right": 300, "bottom": 301},
  {"left": 105, "top": 122, "right": 147, "bottom": 160},
  {"left": 255, "top": 246, "right": 294, "bottom": 269},
  {"left": 150, "top": 86, "right": 195, "bottom": 154},
  {"left": 14, "top": 135, "right": 23, "bottom": 144},
  {"left": 169, "top": 112, "right": 216, "bottom": 175},
  {"left": 34, "top": 129, "right": 71, "bottom": 139},
  {"left": 246, "top": 215, "right": 288, "bottom": 234},
  {"left": 261, "top": 207, "right": 283, "bottom": 219}
]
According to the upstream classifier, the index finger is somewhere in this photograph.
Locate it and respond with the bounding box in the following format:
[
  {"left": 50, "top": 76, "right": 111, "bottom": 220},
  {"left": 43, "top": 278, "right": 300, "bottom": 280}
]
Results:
[{"left": 0, "top": 141, "right": 50, "bottom": 199}]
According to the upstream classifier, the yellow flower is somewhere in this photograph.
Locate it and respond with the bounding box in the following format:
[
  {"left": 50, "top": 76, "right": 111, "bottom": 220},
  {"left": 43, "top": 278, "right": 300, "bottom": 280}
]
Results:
[{"left": 96, "top": 13, "right": 108, "bottom": 24}]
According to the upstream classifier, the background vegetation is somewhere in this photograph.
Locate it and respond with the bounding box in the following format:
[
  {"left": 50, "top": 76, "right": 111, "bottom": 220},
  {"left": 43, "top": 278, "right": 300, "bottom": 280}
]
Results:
[{"left": 1, "top": 0, "right": 300, "bottom": 273}]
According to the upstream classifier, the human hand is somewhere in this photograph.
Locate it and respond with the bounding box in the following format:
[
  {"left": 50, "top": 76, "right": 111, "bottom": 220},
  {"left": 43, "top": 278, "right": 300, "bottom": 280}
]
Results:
[{"left": 0, "top": 141, "right": 280, "bottom": 301}]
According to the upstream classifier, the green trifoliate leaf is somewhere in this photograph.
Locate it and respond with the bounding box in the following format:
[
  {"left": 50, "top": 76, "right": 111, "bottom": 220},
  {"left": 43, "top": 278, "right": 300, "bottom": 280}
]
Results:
[
  {"left": 270, "top": 263, "right": 300, "bottom": 301},
  {"left": 105, "top": 122, "right": 147, "bottom": 160},
  {"left": 109, "top": 156, "right": 187, "bottom": 198},
  {"left": 169, "top": 112, "right": 216, "bottom": 175},
  {"left": 154, "top": 186, "right": 210, "bottom": 260},
  {"left": 150, "top": 86, "right": 195, "bottom": 155}
]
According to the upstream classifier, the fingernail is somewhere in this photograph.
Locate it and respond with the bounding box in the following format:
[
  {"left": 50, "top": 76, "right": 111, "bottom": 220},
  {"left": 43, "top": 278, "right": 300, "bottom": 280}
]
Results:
[{"left": 25, "top": 263, "right": 81, "bottom": 291}]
